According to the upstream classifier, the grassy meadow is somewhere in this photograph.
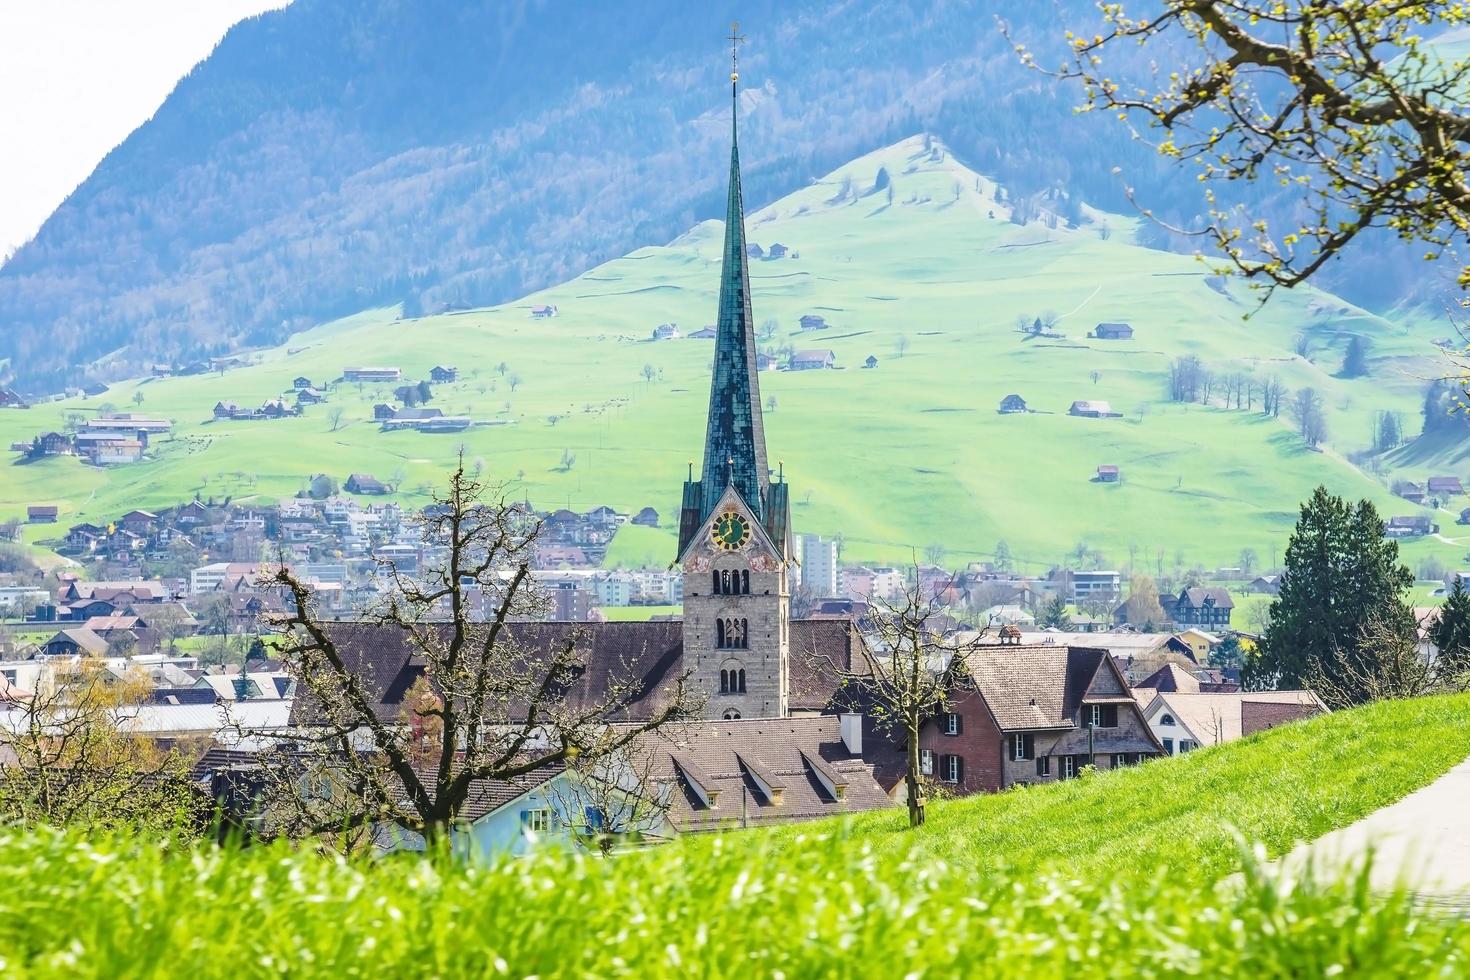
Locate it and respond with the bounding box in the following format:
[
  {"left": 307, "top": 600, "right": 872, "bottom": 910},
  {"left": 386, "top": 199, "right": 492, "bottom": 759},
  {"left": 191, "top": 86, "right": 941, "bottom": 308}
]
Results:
[
  {"left": 2, "top": 135, "right": 1465, "bottom": 574},
  {"left": 0, "top": 695, "right": 1466, "bottom": 977}
]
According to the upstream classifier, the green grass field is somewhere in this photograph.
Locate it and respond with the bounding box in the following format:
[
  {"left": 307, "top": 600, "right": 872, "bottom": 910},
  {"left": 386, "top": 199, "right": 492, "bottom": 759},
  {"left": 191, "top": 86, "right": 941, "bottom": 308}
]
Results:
[
  {"left": 3, "top": 136, "right": 1466, "bottom": 574},
  {"left": 0, "top": 695, "right": 1466, "bottom": 977}
]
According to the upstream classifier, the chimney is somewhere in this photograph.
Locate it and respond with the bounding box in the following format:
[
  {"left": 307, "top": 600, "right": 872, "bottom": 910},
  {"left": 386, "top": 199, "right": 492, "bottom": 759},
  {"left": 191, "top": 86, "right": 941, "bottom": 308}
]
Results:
[{"left": 839, "top": 713, "right": 863, "bottom": 756}]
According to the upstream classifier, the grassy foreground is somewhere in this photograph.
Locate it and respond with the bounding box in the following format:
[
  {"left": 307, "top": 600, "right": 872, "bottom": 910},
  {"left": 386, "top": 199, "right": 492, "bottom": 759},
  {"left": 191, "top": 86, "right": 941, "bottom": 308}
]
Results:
[{"left": 0, "top": 695, "right": 1466, "bottom": 978}]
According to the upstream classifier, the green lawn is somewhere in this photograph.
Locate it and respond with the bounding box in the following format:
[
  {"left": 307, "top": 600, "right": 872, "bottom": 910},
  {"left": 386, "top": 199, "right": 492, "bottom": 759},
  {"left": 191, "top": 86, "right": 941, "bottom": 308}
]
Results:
[
  {"left": 0, "top": 695, "right": 1466, "bottom": 977},
  {"left": 2, "top": 136, "right": 1466, "bottom": 574}
]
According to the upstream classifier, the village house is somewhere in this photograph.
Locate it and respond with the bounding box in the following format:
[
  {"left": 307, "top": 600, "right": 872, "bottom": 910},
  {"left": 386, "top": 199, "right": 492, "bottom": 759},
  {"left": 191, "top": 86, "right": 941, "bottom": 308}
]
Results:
[
  {"left": 40, "top": 627, "right": 110, "bottom": 658},
  {"left": 1069, "top": 400, "right": 1114, "bottom": 418},
  {"left": 1251, "top": 574, "right": 1281, "bottom": 595},
  {"left": 1166, "top": 587, "right": 1234, "bottom": 628},
  {"left": 1397, "top": 481, "right": 1427, "bottom": 504},
  {"left": 798, "top": 314, "right": 828, "bottom": 331},
  {"left": 687, "top": 326, "right": 718, "bottom": 340},
  {"left": 631, "top": 507, "right": 659, "bottom": 527},
  {"left": 789, "top": 349, "right": 836, "bottom": 371},
  {"left": 292, "top": 376, "right": 314, "bottom": 390},
  {"left": 34, "top": 431, "right": 74, "bottom": 455},
  {"left": 0, "top": 387, "right": 28, "bottom": 408},
  {"left": 998, "top": 394, "right": 1027, "bottom": 414},
  {"left": 530, "top": 304, "right": 558, "bottom": 318},
  {"left": 1093, "top": 322, "right": 1134, "bottom": 340},
  {"left": 430, "top": 365, "right": 459, "bottom": 383},
  {"left": 1386, "top": 514, "right": 1436, "bottom": 537},
  {"left": 373, "top": 403, "right": 397, "bottom": 420},
  {"left": 295, "top": 387, "right": 326, "bottom": 405},
  {"left": 756, "top": 352, "right": 779, "bottom": 372},
  {"left": 1428, "top": 476, "right": 1465, "bottom": 497},
  {"left": 1141, "top": 690, "right": 1326, "bottom": 755},
  {"left": 745, "top": 243, "right": 764, "bottom": 258},
  {"left": 213, "top": 401, "right": 239, "bottom": 419},
  {"left": 345, "top": 473, "right": 390, "bottom": 496},
  {"left": 864, "top": 355, "right": 878, "bottom": 369},
  {"left": 343, "top": 367, "right": 401, "bottom": 383},
  {"left": 1095, "top": 465, "right": 1119, "bottom": 483},
  {"left": 27, "top": 505, "right": 58, "bottom": 524},
  {"left": 651, "top": 323, "right": 680, "bottom": 341}
]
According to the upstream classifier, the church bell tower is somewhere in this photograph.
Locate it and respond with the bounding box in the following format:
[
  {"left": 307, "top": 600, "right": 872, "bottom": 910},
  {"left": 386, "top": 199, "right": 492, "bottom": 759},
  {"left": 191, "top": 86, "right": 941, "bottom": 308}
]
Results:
[{"left": 676, "top": 25, "right": 793, "bottom": 721}]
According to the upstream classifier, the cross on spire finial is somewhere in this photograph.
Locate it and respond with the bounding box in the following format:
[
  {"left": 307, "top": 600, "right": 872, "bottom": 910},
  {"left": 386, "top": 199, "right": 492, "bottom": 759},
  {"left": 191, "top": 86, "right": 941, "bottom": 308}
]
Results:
[{"left": 729, "top": 21, "right": 746, "bottom": 86}]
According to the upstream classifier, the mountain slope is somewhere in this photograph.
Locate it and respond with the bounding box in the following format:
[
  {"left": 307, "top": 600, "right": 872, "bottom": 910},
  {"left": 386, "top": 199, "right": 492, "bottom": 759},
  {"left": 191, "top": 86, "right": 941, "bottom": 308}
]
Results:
[{"left": 1, "top": 136, "right": 1459, "bottom": 574}]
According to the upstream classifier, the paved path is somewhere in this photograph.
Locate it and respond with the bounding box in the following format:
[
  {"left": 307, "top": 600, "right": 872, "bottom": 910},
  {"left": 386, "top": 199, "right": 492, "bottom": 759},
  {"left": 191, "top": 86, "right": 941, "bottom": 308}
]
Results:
[{"left": 1276, "top": 756, "right": 1470, "bottom": 912}]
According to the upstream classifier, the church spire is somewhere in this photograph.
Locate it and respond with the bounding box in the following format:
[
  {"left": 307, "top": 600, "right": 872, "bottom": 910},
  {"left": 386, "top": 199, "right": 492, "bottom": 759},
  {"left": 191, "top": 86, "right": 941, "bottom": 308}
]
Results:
[{"left": 697, "top": 21, "right": 768, "bottom": 522}]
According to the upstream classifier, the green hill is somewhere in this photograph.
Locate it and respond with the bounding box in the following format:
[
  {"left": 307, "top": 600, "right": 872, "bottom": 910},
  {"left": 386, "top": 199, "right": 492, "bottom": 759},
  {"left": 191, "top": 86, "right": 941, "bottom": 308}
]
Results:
[
  {"left": 2, "top": 695, "right": 1467, "bottom": 976},
  {"left": 2, "top": 136, "right": 1463, "bottom": 573}
]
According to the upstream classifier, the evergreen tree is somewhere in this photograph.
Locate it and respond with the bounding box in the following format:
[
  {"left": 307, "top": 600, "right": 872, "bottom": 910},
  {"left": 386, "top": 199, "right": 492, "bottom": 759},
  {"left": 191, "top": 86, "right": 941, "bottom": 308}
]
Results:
[
  {"left": 1430, "top": 577, "right": 1470, "bottom": 676},
  {"left": 1250, "top": 486, "right": 1414, "bottom": 698},
  {"left": 1039, "top": 593, "right": 1071, "bottom": 630},
  {"left": 1341, "top": 335, "right": 1369, "bottom": 377}
]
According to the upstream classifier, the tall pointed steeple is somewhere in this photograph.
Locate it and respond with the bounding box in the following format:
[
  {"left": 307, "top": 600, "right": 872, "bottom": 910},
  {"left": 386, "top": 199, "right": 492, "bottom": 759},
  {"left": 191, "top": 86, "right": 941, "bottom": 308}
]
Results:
[{"left": 677, "top": 24, "right": 788, "bottom": 560}]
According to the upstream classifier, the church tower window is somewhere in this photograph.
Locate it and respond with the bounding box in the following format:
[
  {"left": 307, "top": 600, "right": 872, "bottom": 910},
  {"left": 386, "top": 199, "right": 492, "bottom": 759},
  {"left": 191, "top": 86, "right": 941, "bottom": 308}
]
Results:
[{"left": 716, "top": 618, "right": 748, "bottom": 649}]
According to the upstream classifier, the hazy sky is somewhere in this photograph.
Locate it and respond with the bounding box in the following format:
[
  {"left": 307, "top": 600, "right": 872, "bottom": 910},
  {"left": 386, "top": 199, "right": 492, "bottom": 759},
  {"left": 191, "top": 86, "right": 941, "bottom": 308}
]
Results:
[{"left": 0, "top": 0, "right": 290, "bottom": 261}]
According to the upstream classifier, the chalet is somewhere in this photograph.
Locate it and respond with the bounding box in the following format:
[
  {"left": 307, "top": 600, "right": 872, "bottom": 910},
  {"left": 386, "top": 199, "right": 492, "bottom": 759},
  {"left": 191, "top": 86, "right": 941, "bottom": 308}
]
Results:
[
  {"left": 1069, "top": 400, "right": 1114, "bottom": 418},
  {"left": 36, "top": 432, "right": 74, "bottom": 455},
  {"left": 1428, "top": 476, "right": 1465, "bottom": 496},
  {"left": 295, "top": 387, "right": 326, "bottom": 405},
  {"left": 213, "top": 401, "right": 239, "bottom": 419},
  {"left": 798, "top": 314, "right": 828, "bottom": 331},
  {"left": 343, "top": 367, "right": 401, "bottom": 383},
  {"left": 1093, "top": 322, "right": 1134, "bottom": 340},
  {"left": 41, "top": 627, "right": 109, "bottom": 657},
  {"left": 66, "top": 523, "right": 107, "bottom": 551},
  {"left": 83, "top": 383, "right": 110, "bottom": 397},
  {"left": 632, "top": 507, "right": 659, "bottom": 527},
  {"left": 0, "top": 388, "right": 29, "bottom": 408},
  {"left": 430, "top": 365, "right": 459, "bottom": 383},
  {"left": 530, "top": 304, "right": 558, "bottom": 318},
  {"left": 88, "top": 439, "right": 144, "bottom": 465},
  {"left": 864, "top": 355, "right": 878, "bottom": 369},
  {"left": 1142, "top": 691, "right": 1326, "bottom": 754},
  {"left": 1095, "top": 465, "right": 1119, "bottom": 483},
  {"left": 292, "top": 376, "right": 314, "bottom": 390},
  {"left": 687, "top": 327, "right": 718, "bottom": 340},
  {"left": 118, "top": 510, "right": 158, "bottom": 534},
  {"left": 27, "top": 505, "right": 58, "bottom": 523},
  {"left": 790, "top": 349, "right": 836, "bottom": 371},
  {"left": 1398, "top": 482, "right": 1427, "bottom": 504},
  {"left": 651, "top": 323, "right": 680, "bottom": 341},
  {"left": 998, "top": 394, "right": 1027, "bottom": 414},
  {"left": 1167, "top": 587, "right": 1233, "bottom": 628},
  {"left": 260, "top": 399, "right": 292, "bottom": 419},
  {"left": 756, "top": 353, "right": 779, "bottom": 372},
  {"left": 767, "top": 243, "right": 788, "bottom": 259},
  {"left": 1386, "top": 514, "right": 1436, "bottom": 537},
  {"left": 745, "top": 243, "right": 765, "bottom": 258},
  {"left": 1251, "top": 574, "right": 1281, "bottom": 595},
  {"left": 373, "top": 403, "right": 397, "bottom": 421},
  {"left": 345, "top": 473, "right": 389, "bottom": 496}
]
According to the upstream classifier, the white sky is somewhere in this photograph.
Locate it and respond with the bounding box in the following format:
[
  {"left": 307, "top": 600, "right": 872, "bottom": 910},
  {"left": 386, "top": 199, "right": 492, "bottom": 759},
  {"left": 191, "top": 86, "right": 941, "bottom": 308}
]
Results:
[{"left": 0, "top": 0, "right": 290, "bottom": 261}]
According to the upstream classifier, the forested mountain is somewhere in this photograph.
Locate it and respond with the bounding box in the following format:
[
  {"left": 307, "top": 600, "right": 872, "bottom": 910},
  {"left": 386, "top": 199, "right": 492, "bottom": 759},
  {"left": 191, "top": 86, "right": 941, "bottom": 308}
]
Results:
[{"left": 0, "top": 0, "right": 1444, "bottom": 391}]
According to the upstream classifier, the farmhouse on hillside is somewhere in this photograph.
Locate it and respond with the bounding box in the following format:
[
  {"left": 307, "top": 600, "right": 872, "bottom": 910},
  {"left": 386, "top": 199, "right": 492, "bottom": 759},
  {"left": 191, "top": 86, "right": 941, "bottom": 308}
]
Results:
[
  {"left": 1397, "top": 481, "right": 1427, "bottom": 504},
  {"left": 651, "top": 323, "right": 680, "bottom": 341},
  {"left": 1166, "top": 588, "right": 1233, "bottom": 628},
  {"left": 430, "top": 365, "right": 458, "bottom": 383},
  {"left": 1428, "top": 476, "right": 1464, "bottom": 496},
  {"left": 687, "top": 326, "right": 718, "bottom": 340},
  {"left": 864, "top": 355, "right": 878, "bottom": 369},
  {"left": 998, "top": 394, "right": 1027, "bottom": 414},
  {"left": 1069, "top": 400, "right": 1114, "bottom": 418},
  {"left": 27, "top": 505, "right": 58, "bottom": 523},
  {"left": 1093, "top": 322, "right": 1134, "bottom": 340},
  {"left": 345, "top": 474, "right": 389, "bottom": 496},
  {"left": 1095, "top": 465, "right": 1119, "bottom": 483},
  {"left": 530, "top": 304, "right": 558, "bottom": 318},
  {"left": 799, "top": 314, "right": 828, "bottom": 331},
  {"left": 790, "top": 350, "right": 836, "bottom": 371},
  {"left": 343, "top": 367, "right": 401, "bottom": 383},
  {"left": 1386, "top": 514, "right": 1435, "bottom": 537}
]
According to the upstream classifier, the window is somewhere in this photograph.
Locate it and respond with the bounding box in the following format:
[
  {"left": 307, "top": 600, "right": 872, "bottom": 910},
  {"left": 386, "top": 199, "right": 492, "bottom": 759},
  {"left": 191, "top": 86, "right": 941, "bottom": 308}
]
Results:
[
  {"left": 1179, "top": 740, "right": 1194, "bottom": 753},
  {"left": 521, "top": 808, "right": 552, "bottom": 834},
  {"left": 712, "top": 568, "right": 751, "bottom": 596},
  {"left": 1160, "top": 713, "right": 1176, "bottom": 726},
  {"left": 941, "top": 754, "right": 963, "bottom": 784},
  {"left": 1012, "top": 732, "right": 1033, "bottom": 761},
  {"left": 1035, "top": 755, "right": 1051, "bottom": 777},
  {"left": 584, "top": 806, "right": 605, "bottom": 830},
  {"left": 719, "top": 666, "right": 746, "bottom": 694},
  {"left": 722, "top": 708, "right": 741, "bottom": 720},
  {"left": 943, "top": 712, "right": 962, "bottom": 736},
  {"left": 741, "top": 569, "right": 749, "bottom": 594},
  {"left": 1060, "top": 755, "right": 1076, "bottom": 780},
  {"left": 1088, "top": 704, "right": 1118, "bottom": 728},
  {"left": 920, "top": 749, "right": 935, "bottom": 776},
  {"left": 1162, "top": 737, "right": 1174, "bottom": 754},
  {"left": 716, "top": 617, "right": 748, "bottom": 649}
]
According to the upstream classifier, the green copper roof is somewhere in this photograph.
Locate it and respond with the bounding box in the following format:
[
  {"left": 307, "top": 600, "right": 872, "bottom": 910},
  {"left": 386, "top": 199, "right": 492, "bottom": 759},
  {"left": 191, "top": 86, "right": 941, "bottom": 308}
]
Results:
[{"left": 696, "top": 107, "right": 769, "bottom": 523}]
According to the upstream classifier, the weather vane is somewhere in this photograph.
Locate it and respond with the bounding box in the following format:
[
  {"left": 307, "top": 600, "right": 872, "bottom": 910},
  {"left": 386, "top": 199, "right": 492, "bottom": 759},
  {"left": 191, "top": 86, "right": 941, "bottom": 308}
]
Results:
[{"left": 729, "top": 21, "right": 746, "bottom": 84}]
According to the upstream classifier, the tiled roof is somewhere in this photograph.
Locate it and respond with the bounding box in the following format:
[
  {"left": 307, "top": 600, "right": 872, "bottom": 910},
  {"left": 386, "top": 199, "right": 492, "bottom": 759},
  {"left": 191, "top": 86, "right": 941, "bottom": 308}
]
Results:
[
  {"left": 1133, "top": 662, "right": 1201, "bottom": 695},
  {"left": 1145, "top": 691, "right": 1325, "bottom": 746},
  {"left": 967, "top": 644, "right": 1108, "bottom": 731}
]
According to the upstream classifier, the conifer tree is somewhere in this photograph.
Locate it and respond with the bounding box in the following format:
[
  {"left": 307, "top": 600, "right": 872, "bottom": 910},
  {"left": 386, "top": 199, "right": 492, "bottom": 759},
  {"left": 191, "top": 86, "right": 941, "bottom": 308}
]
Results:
[
  {"left": 1430, "top": 577, "right": 1470, "bottom": 676},
  {"left": 1039, "top": 593, "right": 1071, "bottom": 630},
  {"left": 1250, "top": 487, "right": 1414, "bottom": 698}
]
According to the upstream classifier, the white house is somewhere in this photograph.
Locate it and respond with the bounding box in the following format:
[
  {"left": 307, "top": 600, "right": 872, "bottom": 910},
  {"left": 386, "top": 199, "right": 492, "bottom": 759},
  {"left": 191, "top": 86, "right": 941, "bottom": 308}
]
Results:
[{"left": 1141, "top": 690, "right": 1326, "bottom": 755}]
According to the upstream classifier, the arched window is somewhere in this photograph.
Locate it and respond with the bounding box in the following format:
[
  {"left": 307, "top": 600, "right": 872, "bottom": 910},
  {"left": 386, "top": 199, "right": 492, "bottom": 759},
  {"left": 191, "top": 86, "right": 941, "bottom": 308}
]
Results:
[
  {"left": 723, "top": 708, "right": 742, "bottom": 720},
  {"left": 721, "top": 569, "right": 732, "bottom": 594},
  {"left": 719, "top": 669, "right": 730, "bottom": 693},
  {"left": 711, "top": 571, "right": 720, "bottom": 594},
  {"left": 740, "top": 569, "right": 749, "bottom": 594},
  {"left": 737, "top": 668, "right": 746, "bottom": 692},
  {"left": 1161, "top": 713, "right": 1175, "bottom": 726},
  {"left": 716, "top": 618, "right": 747, "bottom": 649}
]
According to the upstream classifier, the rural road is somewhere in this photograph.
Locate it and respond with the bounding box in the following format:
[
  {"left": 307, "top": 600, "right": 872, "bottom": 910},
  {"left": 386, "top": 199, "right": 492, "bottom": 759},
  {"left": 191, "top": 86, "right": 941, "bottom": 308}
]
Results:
[{"left": 1276, "top": 755, "right": 1470, "bottom": 913}]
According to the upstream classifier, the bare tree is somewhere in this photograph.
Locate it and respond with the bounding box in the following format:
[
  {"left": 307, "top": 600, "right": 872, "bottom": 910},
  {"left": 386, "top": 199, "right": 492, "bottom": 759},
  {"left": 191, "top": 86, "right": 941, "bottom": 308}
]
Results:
[
  {"left": 1290, "top": 387, "right": 1328, "bottom": 447},
  {"left": 541, "top": 743, "right": 674, "bottom": 856},
  {"left": 808, "top": 572, "right": 988, "bottom": 828},
  {"left": 327, "top": 406, "right": 345, "bottom": 431},
  {"left": 1308, "top": 616, "right": 1470, "bottom": 709},
  {"left": 260, "top": 463, "right": 697, "bottom": 844},
  {"left": 508, "top": 373, "right": 523, "bottom": 393}
]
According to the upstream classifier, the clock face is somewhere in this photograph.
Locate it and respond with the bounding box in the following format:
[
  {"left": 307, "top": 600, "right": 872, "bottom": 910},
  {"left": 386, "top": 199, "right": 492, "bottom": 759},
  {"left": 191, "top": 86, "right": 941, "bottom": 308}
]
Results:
[{"left": 710, "top": 511, "right": 751, "bottom": 551}]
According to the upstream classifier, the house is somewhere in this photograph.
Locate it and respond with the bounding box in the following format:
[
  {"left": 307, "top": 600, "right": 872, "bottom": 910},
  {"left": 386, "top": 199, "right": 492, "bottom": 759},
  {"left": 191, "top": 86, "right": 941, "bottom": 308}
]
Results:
[
  {"left": 1250, "top": 574, "right": 1281, "bottom": 595},
  {"left": 756, "top": 353, "right": 779, "bottom": 372},
  {"left": 89, "top": 439, "right": 144, "bottom": 465},
  {"left": 530, "top": 304, "right": 558, "bottom": 318},
  {"left": 1397, "top": 482, "right": 1427, "bottom": 504},
  {"left": 36, "top": 431, "right": 73, "bottom": 455},
  {"left": 631, "top": 507, "right": 659, "bottom": 527},
  {"left": 118, "top": 509, "right": 159, "bottom": 534},
  {"left": 295, "top": 387, "right": 326, "bottom": 405},
  {"left": 1460, "top": 508, "right": 1470, "bottom": 526},
  {"left": 27, "top": 505, "right": 58, "bottom": 523},
  {"left": 1174, "top": 628, "right": 1222, "bottom": 664},
  {"left": 687, "top": 327, "right": 718, "bottom": 340},
  {"left": 998, "top": 394, "right": 1027, "bottom": 414},
  {"left": 1386, "top": 515, "right": 1435, "bottom": 537},
  {"left": 1167, "top": 587, "right": 1234, "bottom": 628},
  {"left": 1093, "top": 322, "right": 1134, "bottom": 340},
  {"left": 790, "top": 349, "right": 836, "bottom": 371},
  {"left": 292, "top": 376, "right": 314, "bottom": 390},
  {"left": 798, "top": 314, "right": 828, "bottom": 331},
  {"left": 893, "top": 641, "right": 1163, "bottom": 796},
  {"left": 864, "top": 355, "right": 878, "bottom": 369},
  {"left": 651, "top": 323, "right": 680, "bottom": 341},
  {"left": 345, "top": 473, "right": 389, "bottom": 496},
  {"left": 213, "top": 401, "right": 239, "bottom": 419},
  {"left": 1141, "top": 690, "right": 1326, "bottom": 754},
  {"left": 343, "top": 367, "right": 401, "bottom": 383},
  {"left": 83, "top": 383, "right": 110, "bottom": 396},
  {"left": 259, "top": 399, "right": 291, "bottom": 419},
  {"left": 1069, "top": 400, "right": 1114, "bottom": 418},
  {"left": 373, "top": 403, "right": 397, "bottom": 420},
  {"left": 1095, "top": 465, "right": 1119, "bottom": 483},
  {"left": 745, "top": 243, "right": 765, "bottom": 259},
  {"left": 767, "top": 243, "right": 788, "bottom": 259},
  {"left": 430, "top": 365, "right": 459, "bottom": 383},
  {"left": 40, "top": 627, "right": 109, "bottom": 657},
  {"left": 0, "top": 387, "right": 28, "bottom": 408},
  {"left": 1428, "top": 476, "right": 1465, "bottom": 497}
]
